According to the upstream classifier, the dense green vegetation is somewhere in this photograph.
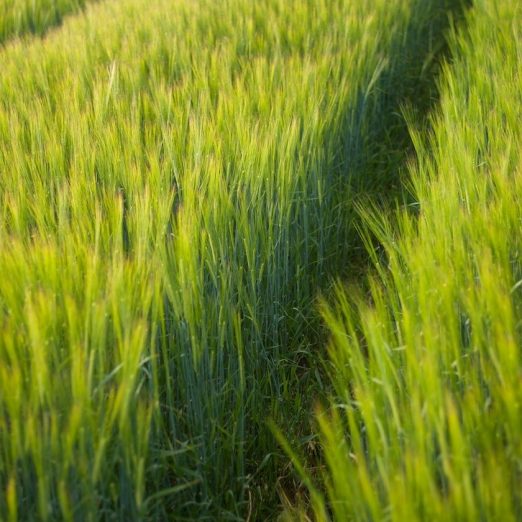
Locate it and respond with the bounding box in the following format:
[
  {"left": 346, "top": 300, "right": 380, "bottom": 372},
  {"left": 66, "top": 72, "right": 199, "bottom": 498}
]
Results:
[
  {"left": 0, "top": 0, "right": 91, "bottom": 44},
  {"left": 287, "top": 0, "right": 521, "bottom": 519},
  {"left": 0, "top": 0, "right": 519, "bottom": 520}
]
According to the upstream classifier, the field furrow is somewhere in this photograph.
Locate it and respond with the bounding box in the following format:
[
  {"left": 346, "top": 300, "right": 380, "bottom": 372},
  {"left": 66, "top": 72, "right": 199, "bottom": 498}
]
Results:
[
  {"left": 297, "top": 0, "right": 522, "bottom": 519},
  {"left": 0, "top": 0, "right": 97, "bottom": 45}
]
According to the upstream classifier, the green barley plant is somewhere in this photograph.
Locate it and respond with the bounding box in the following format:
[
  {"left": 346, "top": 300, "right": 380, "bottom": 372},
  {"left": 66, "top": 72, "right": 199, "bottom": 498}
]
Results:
[{"left": 293, "top": 0, "right": 522, "bottom": 519}]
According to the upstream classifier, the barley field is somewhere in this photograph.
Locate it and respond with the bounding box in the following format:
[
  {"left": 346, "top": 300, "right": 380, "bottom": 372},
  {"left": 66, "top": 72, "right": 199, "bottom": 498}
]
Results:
[{"left": 0, "top": 0, "right": 519, "bottom": 520}]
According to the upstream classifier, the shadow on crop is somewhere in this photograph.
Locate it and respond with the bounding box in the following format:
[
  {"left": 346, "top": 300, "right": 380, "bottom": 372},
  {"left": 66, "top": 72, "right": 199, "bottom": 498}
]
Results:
[{"left": 147, "top": 1, "right": 473, "bottom": 519}]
